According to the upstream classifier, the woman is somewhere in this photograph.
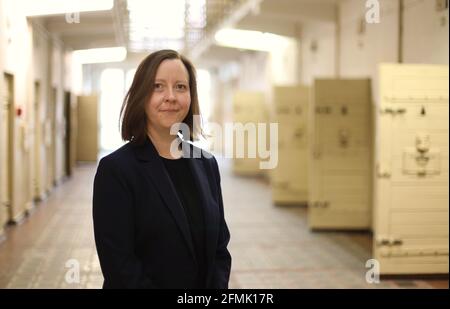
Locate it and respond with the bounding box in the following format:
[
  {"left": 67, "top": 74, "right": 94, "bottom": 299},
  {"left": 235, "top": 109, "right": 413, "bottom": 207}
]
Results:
[{"left": 93, "top": 49, "right": 231, "bottom": 289}]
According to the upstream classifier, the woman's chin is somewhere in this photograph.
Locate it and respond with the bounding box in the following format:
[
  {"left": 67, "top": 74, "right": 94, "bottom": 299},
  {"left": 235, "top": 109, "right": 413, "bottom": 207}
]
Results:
[{"left": 161, "top": 120, "right": 183, "bottom": 131}]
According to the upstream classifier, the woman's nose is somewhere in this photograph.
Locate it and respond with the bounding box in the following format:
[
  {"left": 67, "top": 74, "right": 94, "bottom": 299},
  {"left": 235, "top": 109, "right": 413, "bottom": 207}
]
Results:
[{"left": 164, "top": 88, "right": 176, "bottom": 102}]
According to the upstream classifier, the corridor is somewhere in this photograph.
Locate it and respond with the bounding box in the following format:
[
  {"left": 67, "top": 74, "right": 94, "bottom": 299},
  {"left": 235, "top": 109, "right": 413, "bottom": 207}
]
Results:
[
  {"left": 0, "top": 158, "right": 447, "bottom": 289},
  {"left": 0, "top": 0, "right": 448, "bottom": 292}
]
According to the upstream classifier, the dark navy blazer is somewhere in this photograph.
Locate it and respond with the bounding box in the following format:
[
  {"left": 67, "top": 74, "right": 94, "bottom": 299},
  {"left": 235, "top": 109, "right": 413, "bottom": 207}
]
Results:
[{"left": 93, "top": 137, "right": 231, "bottom": 289}]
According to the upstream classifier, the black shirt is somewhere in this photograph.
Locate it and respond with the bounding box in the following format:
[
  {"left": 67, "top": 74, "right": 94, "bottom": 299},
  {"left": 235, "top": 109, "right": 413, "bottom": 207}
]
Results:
[{"left": 161, "top": 156, "right": 207, "bottom": 288}]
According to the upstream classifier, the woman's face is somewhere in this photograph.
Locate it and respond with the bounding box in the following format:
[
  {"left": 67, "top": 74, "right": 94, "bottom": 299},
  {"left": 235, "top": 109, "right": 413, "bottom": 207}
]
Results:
[{"left": 146, "top": 58, "right": 191, "bottom": 135}]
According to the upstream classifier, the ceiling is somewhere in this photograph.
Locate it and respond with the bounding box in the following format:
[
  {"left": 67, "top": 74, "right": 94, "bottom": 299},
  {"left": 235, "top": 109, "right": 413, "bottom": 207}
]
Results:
[
  {"left": 30, "top": 0, "right": 339, "bottom": 64},
  {"left": 236, "top": 0, "right": 338, "bottom": 37}
]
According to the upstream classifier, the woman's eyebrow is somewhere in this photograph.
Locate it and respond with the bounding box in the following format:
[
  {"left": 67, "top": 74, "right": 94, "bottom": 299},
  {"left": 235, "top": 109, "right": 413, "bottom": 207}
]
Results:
[{"left": 154, "top": 78, "right": 188, "bottom": 83}]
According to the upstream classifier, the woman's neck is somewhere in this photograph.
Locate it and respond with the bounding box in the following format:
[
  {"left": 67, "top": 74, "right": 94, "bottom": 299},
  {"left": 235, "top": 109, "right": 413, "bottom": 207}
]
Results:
[{"left": 147, "top": 128, "right": 182, "bottom": 159}]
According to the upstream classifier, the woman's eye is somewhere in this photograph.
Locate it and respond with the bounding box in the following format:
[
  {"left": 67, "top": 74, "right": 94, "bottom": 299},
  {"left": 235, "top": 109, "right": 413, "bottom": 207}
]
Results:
[
  {"left": 154, "top": 83, "right": 163, "bottom": 90},
  {"left": 176, "top": 84, "right": 188, "bottom": 90}
]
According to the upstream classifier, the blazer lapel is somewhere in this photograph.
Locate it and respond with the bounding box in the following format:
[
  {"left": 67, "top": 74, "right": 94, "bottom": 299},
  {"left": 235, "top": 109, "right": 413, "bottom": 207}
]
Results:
[
  {"left": 133, "top": 138, "right": 196, "bottom": 263},
  {"left": 187, "top": 150, "right": 220, "bottom": 283}
]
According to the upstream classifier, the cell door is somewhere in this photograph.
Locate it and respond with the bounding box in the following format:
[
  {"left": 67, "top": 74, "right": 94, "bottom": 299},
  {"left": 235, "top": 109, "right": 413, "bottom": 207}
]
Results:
[
  {"left": 1, "top": 73, "right": 14, "bottom": 225},
  {"left": 64, "top": 91, "right": 71, "bottom": 177},
  {"left": 46, "top": 87, "right": 57, "bottom": 190},
  {"left": 374, "top": 64, "right": 449, "bottom": 274},
  {"left": 232, "top": 91, "right": 267, "bottom": 176},
  {"left": 309, "top": 79, "right": 372, "bottom": 230},
  {"left": 272, "top": 85, "right": 310, "bottom": 204},
  {"left": 76, "top": 95, "right": 99, "bottom": 162},
  {"left": 33, "top": 81, "right": 45, "bottom": 200}
]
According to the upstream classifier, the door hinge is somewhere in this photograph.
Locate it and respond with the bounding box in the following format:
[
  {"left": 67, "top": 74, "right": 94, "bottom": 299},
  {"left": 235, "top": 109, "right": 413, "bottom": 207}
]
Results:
[{"left": 380, "top": 107, "right": 406, "bottom": 115}]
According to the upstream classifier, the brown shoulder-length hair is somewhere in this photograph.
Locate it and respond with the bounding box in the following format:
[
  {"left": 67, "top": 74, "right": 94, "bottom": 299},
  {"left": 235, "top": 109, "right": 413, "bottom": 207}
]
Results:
[{"left": 120, "top": 49, "right": 202, "bottom": 145}]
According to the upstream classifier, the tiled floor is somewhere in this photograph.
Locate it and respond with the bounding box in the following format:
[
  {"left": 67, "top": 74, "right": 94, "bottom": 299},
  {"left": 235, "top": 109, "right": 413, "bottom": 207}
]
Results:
[{"left": 0, "top": 158, "right": 447, "bottom": 289}]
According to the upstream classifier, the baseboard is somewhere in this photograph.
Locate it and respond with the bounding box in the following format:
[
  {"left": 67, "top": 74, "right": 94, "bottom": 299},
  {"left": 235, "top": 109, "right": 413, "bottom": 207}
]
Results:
[{"left": 9, "top": 210, "right": 26, "bottom": 225}]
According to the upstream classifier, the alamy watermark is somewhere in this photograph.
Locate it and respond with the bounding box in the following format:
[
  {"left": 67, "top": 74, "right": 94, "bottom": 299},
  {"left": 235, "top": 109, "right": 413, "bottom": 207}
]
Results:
[
  {"left": 365, "top": 0, "right": 380, "bottom": 24},
  {"left": 365, "top": 259, "right": 380, "bottom": 284},
  {"left": 65, "top": 258, "right": 80, "bottom": 284},
  {"left": 170, "top": 116, "right": 279, "bottom": 170},
  {"left": 65, "top": 12, "right": 80, "bottom": 24}
]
